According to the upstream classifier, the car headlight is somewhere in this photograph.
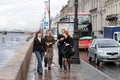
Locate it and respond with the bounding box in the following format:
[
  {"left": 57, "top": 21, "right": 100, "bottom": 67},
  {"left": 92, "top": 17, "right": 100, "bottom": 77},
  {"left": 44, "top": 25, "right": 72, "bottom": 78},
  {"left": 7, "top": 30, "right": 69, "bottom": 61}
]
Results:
[{"left": 98, "top": 50, "right": 105, "bottom": 56}]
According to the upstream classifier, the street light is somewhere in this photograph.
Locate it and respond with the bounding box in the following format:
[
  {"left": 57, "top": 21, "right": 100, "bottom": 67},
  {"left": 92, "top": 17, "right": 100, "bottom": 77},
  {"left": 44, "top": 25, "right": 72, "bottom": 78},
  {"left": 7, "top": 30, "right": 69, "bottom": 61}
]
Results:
[
  {"left": 70, "top": 0, "right": 80, "bottom": 64},
  {"left": 49, "top": 0, "right": 51, "bottom": 30}
]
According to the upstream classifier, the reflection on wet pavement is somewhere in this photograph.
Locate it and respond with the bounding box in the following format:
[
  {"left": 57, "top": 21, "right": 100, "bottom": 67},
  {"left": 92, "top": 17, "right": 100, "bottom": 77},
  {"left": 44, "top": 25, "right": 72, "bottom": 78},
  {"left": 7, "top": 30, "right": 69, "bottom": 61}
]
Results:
[{"left": 28, "top": 50, "right": 85, "bottom": 80}]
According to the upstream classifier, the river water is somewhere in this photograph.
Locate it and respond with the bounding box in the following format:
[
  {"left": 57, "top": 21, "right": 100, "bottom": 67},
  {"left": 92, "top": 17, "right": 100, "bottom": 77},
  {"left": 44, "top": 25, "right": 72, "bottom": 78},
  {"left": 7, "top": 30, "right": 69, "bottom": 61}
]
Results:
[{"left": 0, "top": 33, "right": 30, "bottom": 69}]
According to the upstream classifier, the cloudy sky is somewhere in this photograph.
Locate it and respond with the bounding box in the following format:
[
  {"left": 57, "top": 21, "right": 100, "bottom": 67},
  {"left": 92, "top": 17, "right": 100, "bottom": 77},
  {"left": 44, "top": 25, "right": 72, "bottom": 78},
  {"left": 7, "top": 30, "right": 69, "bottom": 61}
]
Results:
[{"left": 0, "top": 0, "right": 68, "bottom": 31}]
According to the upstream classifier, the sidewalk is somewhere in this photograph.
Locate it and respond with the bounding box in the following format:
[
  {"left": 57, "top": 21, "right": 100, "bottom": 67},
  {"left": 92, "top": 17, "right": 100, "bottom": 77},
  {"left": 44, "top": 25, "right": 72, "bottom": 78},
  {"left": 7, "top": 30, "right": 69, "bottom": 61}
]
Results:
[{"left": 27, "top": 45, "right": 114, "bottom": 80}]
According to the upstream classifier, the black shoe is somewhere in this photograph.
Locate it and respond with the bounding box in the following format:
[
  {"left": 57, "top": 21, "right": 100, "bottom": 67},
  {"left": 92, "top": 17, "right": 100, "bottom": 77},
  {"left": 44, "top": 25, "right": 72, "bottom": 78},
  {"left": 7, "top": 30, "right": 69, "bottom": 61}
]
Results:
[
  {"left": 37, "top": 70, "right": 39, "bottom": 72},
  {"left": 48, "top": 67, "right": 51, "bottom": 70},
  {"left": 60, "top": 65, "right": 62, "bottom": 68},
  {"left": 44, "top": 63, "right": 47, "bottom": 67},
  {"left": 38, "top": 72, "right": 43, "bottom": 75},
  {"left": 68, "top": 65, "right": 70, "bottom": 70},
  {"left": 64, "top": 66, "right": 67, "bottom": 71},
  {"left": 44, "top": 58, "right": 47, "bottom": 67}
]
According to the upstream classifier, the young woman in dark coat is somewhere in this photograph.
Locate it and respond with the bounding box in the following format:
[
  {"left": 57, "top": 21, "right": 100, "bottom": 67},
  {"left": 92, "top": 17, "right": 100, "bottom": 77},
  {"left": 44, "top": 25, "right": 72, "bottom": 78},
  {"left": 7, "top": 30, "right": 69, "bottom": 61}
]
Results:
[
  {"left": 62, "top": 30, "right": 73, "bottom": 72},
  {"left": 57, "top": 29, "right": 65, "bottom": 68},
  {"left": 33, "top": 31, "right": 46, "bottom": 75}
]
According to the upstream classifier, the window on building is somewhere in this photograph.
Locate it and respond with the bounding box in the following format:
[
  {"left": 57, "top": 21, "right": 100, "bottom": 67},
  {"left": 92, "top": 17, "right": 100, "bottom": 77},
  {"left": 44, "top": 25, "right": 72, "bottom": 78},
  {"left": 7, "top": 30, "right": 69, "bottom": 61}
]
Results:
[
  {"left": 118, "top": 20, "right": 120, "bottom": 25},
  {"left": 96, "top": 0, "right": 97, "bottom": 7},
  {"left": 109, "top": 6, "right": 110, "bottom": 14},
  {"left": 119, "top": 3, "right": 120, "bottom": 13},
  {"left": 116, "top": 4, "right": 117, "bottom": 14},
  {"left": 113, "top": 5, "right": 114, "bottom": 14},
  {"left": 111, "top": 5, "right": 112, "bottom": 14}
]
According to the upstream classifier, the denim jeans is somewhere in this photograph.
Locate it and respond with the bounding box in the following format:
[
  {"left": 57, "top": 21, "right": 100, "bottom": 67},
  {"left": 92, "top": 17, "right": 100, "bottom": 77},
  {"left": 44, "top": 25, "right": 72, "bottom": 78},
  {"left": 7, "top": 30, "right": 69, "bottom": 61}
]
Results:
[{"left": 35, "top": 51, "right": 44, "bottom": 73}]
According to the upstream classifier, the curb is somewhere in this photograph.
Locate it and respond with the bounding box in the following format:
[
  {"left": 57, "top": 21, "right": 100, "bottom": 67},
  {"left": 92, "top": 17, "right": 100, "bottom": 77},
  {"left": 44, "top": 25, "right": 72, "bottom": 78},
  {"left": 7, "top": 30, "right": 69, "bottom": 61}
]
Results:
[{"left": 81, "top": 59, "right": 114, "bottom": 80}]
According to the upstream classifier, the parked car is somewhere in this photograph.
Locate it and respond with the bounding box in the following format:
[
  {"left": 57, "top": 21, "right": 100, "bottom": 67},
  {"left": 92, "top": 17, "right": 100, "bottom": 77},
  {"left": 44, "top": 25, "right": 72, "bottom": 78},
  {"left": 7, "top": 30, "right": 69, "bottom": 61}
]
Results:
[
  {"left": 78, "top": 36, "right": 93, "bottom": 49},
  {"left": 88, "top": 38, "right": 120, "bottom": 65}
]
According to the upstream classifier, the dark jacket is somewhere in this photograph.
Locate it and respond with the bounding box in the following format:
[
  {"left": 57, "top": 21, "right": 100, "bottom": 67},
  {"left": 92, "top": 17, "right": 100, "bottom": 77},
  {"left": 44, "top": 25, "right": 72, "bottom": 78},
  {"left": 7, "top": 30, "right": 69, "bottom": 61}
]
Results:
[
  {"left": 62, "top": 35, "right": 74, "bottom": 58},
  {"left": 64, "top": 35, "right": 73, "bottom": 47},
  {"left": 33, "top": 37, "right": 46, "bottom": 52},
  {"left": 45, "top": 35, "right": 55, "bottom": 47},
  {"left": 57, "top": 34, "right": 65, "bottom": 47}
]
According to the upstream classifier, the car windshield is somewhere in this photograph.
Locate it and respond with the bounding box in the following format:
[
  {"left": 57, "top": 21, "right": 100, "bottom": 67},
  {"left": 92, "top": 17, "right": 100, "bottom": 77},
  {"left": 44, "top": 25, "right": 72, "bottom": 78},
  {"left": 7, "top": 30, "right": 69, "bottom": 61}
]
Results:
[
  {"left": 97, "top": 39, "right": 120, "bottom": 48},
  {"left": 80, "top": 36, "right": 92, "bottom": 40}
]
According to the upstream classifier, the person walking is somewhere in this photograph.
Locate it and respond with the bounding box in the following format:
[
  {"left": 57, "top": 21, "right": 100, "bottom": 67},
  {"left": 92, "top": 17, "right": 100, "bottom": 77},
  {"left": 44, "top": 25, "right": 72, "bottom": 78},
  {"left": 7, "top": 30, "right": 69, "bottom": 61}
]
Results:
[
  {"left": 62, "top": 30, "right": 73, "bottom": 72},
  {"left": 57, "top": 29, "right": 65, "bottom": 68},
  {"left": 45, "top": 30, "right": 55, "bottom": 70},
  {"left": 33, "top": 31, "right": 46, "bottom": 75}
]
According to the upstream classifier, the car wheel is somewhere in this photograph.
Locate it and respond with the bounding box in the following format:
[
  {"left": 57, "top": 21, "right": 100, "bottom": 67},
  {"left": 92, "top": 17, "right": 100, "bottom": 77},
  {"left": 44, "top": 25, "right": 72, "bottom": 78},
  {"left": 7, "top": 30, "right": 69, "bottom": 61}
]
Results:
[
  {"left": 88, "top": 56, "right": 92, "bottom": 62},
  {"left": 95, "top": 56, "right": 100, "bottom": 65}
]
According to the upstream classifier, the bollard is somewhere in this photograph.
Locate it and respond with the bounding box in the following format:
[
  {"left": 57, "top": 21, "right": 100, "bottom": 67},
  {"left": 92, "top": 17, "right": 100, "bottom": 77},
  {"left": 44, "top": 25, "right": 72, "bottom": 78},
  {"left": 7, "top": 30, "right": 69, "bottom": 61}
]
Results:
[
  {"left": 2, "top": 37, "right": 5, "bottom": 43},
  {"left": 11, "top": 37, "right": 13, "bottom": 41},
  {"left": 16, "top": 38, "right": 19, "bottom": 41}
]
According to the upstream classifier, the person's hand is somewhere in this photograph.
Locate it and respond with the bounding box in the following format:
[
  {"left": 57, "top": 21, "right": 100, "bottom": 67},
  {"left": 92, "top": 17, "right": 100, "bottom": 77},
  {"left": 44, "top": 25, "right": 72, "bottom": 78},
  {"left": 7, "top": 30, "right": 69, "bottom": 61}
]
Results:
[
  {"left": 57, "top": 40, "right": 59, "bottom": 43},
  {"left": 45, "top": 52, "right": 47, "bottom": 56},
  {"left": 47, "top": 43, "right": 50, "bottom": 46},
  {"left": 66, "top": 43, "right": 70, "bottom": 46},
  {"left": 60, "top": 38, "right": 64, "bottom": 41},
  {"left": 49, "top": 42, "right": 52, "bottom": 45}
]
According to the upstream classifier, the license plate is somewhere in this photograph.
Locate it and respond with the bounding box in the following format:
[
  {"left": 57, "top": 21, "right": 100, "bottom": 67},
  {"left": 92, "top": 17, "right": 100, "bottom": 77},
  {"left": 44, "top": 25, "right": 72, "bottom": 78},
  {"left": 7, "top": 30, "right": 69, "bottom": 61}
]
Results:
[
  {"left": 109, "top": 56, "right": 117, "bottom": 58},
  {"left": 79, "top": 46, "right": 84, "bottom": 48}
]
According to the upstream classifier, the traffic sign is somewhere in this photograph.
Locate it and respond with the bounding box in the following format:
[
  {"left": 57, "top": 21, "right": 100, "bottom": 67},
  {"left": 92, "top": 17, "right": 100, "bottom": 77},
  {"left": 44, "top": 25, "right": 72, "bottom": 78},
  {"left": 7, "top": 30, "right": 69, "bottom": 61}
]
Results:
[{"left": 44, "top": 22, "right": 48, "bottom": 26}]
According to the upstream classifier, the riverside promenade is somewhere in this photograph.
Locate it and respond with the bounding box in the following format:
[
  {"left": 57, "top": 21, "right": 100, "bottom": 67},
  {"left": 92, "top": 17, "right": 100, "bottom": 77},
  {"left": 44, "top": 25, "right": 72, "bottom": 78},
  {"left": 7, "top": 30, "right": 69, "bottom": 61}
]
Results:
[{"left": 27, "top": 45, "right": 114, "bottom": 80}]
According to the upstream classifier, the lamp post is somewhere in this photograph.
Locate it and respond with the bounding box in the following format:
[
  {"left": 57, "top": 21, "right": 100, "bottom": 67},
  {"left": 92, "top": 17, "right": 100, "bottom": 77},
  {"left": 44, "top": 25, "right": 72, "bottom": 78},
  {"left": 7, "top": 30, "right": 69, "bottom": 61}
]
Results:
[
  {"left": 49, "top": 0, "right": 51, "bottom": 30},
  {"left": 70, "top": 0, "right": 80, "bottom": 64}
]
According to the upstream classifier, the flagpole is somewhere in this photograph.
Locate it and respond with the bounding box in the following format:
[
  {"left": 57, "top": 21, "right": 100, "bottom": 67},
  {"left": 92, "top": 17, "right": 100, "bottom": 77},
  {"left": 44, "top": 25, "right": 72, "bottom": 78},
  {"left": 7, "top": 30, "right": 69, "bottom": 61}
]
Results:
[
  {"left": 44, "top": 10, "right": 46, "bottom": 29},
  {"left": 49, "top": 0, "right": 51, "bottom": 30}
]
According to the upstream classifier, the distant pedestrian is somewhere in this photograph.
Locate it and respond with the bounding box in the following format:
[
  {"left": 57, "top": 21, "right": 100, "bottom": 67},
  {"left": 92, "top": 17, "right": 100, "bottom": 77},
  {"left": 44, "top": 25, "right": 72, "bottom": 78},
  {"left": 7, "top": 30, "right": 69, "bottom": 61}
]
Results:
[
  {"left": 45, "top": 30, "right": 55, "bottom": 70},
  {"left": 96, "top": 31, "right": 103, "bottom": 38},
  {"left": 33, "top": 31, "right": 46, "bottom": 75},
  {"left": 57, "top": 29, "right": 65, "bottom": 68},
  {"left": 61, "top": 30, "right": 73, "bottom": 72}
]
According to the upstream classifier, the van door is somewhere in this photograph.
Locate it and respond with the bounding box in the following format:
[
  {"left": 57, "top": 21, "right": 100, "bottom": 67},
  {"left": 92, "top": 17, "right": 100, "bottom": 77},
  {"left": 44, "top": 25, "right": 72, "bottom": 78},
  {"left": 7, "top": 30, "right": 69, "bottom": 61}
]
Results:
[
  {"left": 113, "top": 33, "right": 118, "bottom": 41},
  {"left": 117, "top": 33, "right": 120, "bottom": 43},
  {"left": 113, "top": 32, "right": 120, "bottom": 43}
]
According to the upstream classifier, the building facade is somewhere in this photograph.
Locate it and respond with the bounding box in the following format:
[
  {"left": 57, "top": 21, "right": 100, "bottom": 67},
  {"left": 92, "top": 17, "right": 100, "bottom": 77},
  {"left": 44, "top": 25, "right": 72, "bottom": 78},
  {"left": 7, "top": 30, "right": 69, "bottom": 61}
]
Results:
[
  {"left": 79, "top": 0, "right": 120, "bottom": 35},
  {"left": 52, "top": 0, "right": 120, "bottom": 36},
  {"left": 81, "top": 0, "right": 106, "bottom": 35},
  {"left": 106, "top": 0, "right": 120, "bottom": 26}
]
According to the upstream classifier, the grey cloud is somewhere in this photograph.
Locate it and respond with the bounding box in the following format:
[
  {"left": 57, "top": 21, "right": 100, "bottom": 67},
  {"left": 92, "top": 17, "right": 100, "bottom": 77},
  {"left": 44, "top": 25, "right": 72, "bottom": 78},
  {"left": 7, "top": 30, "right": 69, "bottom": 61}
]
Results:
[{"left": 0, "top": 0, "right": 68, "bottom": 31}]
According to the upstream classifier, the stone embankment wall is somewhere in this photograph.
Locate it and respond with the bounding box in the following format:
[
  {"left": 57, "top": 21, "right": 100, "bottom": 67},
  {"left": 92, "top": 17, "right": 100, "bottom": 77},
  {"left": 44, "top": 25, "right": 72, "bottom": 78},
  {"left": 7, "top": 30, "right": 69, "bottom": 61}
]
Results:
[{"left": 0, "top": 38, "right": 34, "bottom": 80}]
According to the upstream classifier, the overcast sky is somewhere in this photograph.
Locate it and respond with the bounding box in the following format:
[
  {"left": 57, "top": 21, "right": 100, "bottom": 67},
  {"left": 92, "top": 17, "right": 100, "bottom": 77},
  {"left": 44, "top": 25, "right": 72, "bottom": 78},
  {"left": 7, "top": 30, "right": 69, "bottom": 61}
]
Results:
[{"left": 0, "top": 0, "right": 68, "bottom": 31}]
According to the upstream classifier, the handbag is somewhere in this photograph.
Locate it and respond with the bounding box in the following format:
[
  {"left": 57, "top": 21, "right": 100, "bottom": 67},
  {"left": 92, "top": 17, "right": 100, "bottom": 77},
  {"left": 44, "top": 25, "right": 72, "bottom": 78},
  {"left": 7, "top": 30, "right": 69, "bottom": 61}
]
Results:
[
  {"left": 70, "top": 47, "right": 75, "bottom": 56},
  {"left": 61, "top": 46, "right": 69, "bottom": 54}
]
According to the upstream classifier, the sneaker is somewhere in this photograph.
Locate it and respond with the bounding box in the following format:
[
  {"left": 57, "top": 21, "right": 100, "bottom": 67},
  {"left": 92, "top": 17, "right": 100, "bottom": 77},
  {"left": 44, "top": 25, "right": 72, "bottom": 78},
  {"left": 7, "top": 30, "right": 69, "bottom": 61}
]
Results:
[{"left": 48, "top": 67, "right": 51, "bottom": 70}]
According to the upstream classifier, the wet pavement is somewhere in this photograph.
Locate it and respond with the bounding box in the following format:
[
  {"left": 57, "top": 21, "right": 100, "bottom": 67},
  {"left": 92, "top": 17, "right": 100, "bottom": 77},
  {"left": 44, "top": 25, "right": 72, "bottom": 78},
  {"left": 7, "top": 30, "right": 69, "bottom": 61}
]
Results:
[{"left": 27, "top": 45, "right": 113, "bottom": 80}]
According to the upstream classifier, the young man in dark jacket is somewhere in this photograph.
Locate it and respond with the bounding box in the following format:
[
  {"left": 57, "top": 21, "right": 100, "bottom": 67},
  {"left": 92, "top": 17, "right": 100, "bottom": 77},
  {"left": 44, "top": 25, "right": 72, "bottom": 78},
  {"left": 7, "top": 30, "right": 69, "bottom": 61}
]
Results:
[{"left": 45, "top": 30, "right": 55, "bottom": 70}]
